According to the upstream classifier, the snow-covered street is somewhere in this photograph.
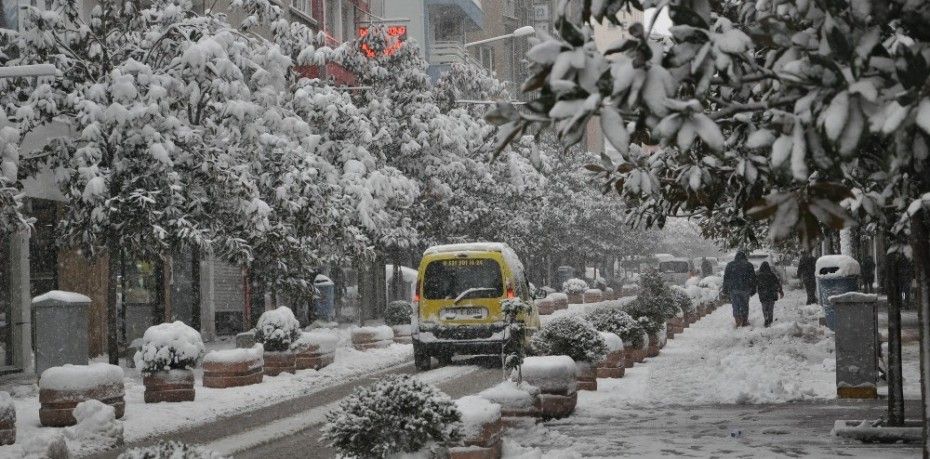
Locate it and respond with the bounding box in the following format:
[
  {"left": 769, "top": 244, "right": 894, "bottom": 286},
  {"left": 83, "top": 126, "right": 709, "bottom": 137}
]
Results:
[{"left": 503, "top": 290, "right": 924, "bottom": 458}]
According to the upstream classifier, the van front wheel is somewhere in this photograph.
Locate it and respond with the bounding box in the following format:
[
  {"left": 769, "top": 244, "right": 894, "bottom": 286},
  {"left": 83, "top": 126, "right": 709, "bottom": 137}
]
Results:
[{"left": 414, "top": 346, "right": 431, "bottom": 371}]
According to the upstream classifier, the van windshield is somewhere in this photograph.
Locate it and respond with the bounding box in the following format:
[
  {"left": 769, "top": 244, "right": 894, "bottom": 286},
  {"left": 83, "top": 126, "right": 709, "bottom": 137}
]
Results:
[{"left": 423, "top": 258, "right": 503, "bottom": 300}]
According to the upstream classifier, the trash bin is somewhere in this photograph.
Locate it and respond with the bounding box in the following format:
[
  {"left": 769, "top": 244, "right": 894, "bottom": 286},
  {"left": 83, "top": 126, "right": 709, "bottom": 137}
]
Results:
[
  {"left": 313, "top": 274, "right": 335, "bottom": 322},
  {"left": 32, "top": 291, "right": 91, "bottom": 376},
  {"left": 832, "top": 293, "right": 879, "bottom": 398},
  {"left": 815, "top": 255, "right": 861, "bottom": 331}
]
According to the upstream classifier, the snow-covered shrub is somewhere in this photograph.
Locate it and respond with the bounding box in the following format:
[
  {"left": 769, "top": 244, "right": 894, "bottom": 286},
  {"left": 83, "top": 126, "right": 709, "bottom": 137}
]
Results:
[
  {"left": 585, "top": 307, "right": 645, "bottom": 349},
  {"left": 254, "top": 306, "right": 301, "bottom": 352},
  {"left": 670, "top": 287, "right": 695, "bottom": 315},
  {"left": 117, "top": 441, "right": 225, "bottom": 459},
  {"left": 65, "top": 399, "right": 124, "bottom": 450},
  {"left": 624, "top": 296, "right": 671, "bottom": 335},
  {"left": 323, "top": 374, "right": 462, "bottom": 458},
  {"left": 531, "top": 315, "right": 607, "bottom": 364},
  {"left": 502, "top": 298, "right": 533, "bottom": 371},
  {"left": 384, "top": 300, "right": 413, "bottom": 326},
  {"left": 134, "top": 322, "right": 204, "bottom": 374},
  {"left": 561, "top": 278, "right": 589, "bottom": 294}
]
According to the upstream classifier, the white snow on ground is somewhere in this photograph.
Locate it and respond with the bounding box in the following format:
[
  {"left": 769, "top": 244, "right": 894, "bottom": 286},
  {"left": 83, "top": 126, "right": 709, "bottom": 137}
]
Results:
[
  {"left": 504, "top": 290, "right": 922, "bottom": 458},
  {"left": 3, "top": 328, "right": 412, "bottom": 458}
]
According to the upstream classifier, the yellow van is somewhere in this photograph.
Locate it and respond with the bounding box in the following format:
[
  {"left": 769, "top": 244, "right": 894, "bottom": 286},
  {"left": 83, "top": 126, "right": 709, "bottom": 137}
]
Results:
[{"left": 412, "top": 242, "right": 540, "bottom": 371}]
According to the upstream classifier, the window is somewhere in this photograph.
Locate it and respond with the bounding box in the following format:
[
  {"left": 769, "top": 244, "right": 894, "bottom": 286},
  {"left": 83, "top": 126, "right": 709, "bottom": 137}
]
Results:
[
  {"left": 325, "top": 0, "right": 338, "bottom": 40},
  {"left": 0, "top": 0, "right": 17, "bottom": 30},
  {"left": 479, "top": 46, "right": 495, "bottom": 71},
  {"left": 503, "top": 0, "right": 517, "bottom": 18},
  {"left": 292, "top": 0, "right": 311, "bottom": 15},
  {"left": 341, "top": 1, "right": 354, "bottom": 43},
  {"left": 423, "top": 259, "right": 503, "bottom": 300}
]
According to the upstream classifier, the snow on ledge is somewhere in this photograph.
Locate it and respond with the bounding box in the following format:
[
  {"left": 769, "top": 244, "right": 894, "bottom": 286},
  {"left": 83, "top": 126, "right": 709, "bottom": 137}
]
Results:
[
  {"left": 829, "top": 292, "right": 878, "bottom": 304},
  {"left": 32, "top": 290, "right": 91, "bottom": 304}
]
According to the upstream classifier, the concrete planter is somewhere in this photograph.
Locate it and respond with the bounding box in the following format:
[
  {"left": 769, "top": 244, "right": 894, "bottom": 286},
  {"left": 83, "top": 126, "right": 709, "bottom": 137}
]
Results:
[
  {"left": 534, "top": 392, "right": 577, "bottom": 419},
  {"left": 521, "top": 356, "right": 577, "bottom": 419},
  {"left": 597, "top": 349, "right": 625, "bottom": 378},
  {"left": 203, "top": 347, "right": 264, "bottom": 389},
  {"left": 391, "top": 324, "right": 413, "bottom": 345},
  {"left": 0, "top": 395, "right": 14, "bottom": 445},
  {"left": 295, "top": 344, "right": 336, "bottom": 371},
  {"left": 263, "top": 351, "right": 297, "bottom": 376},
  {"left": 143, "top": 369, "right": 195, "bottom": 403},
  {"left": 575, "top": 362, "right": 597, "bottom": 391},
  {"left": 451, "top": 397, "right": 503, "bottom": 459}
]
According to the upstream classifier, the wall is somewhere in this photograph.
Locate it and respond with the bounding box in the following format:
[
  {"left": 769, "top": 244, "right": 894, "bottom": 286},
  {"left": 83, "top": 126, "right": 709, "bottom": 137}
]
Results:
[{"left": 57, "top": 249, "right": 109, "bottom": 356}]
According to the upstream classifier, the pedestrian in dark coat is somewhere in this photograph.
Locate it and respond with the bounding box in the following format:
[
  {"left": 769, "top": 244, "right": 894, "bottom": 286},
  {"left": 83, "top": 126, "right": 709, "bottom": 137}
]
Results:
[
  {"left": 722, "top": 251, "right": 757, "bottom": 327},
  {"left": 756, "top": 262, "right": 783, "bottom": 327},
  {"left": 860, "top": 254, "right": 875, "bottom": 294},
  {"left": 797, "top": 253, "right": 817, "bottom": 305},
  {"left": 701, "top": 257, "right": 714, "bottom": 277}
]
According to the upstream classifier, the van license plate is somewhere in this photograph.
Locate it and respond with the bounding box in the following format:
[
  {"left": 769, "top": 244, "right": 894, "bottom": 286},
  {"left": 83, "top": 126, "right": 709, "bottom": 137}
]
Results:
[{"left": 442, "top": 307, "right": 487, "bottom": 320}]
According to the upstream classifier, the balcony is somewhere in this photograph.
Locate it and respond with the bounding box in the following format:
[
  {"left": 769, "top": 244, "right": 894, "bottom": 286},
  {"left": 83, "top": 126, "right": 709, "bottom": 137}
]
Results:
[
  {"left": 426, "top": 0, "right": 484, "bottom": 29},
  {"left": 427, "top": 41, "right": 483, "bottom": 80}
]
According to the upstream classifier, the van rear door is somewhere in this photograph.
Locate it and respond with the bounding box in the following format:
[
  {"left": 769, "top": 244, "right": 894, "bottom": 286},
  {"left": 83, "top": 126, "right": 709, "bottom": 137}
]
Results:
[{"left": 422, "top": 258, "right": 504, "bottom": 323}]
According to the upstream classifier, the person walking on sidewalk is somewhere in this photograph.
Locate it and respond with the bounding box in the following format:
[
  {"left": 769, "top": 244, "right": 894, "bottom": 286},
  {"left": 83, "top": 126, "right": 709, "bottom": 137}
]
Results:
[
  {"left": 756, "top": 262, "right": 784, "bottom": 327},
  {"left": 860, "top": 254, "right": 875, "bottom": 294},
  {"left": 797, "top": 252, "right": 817, "bottom": 304},
  {"left": 701, "top": 257, "right": 714, "bottom": 277},
  {"left": 722, "top": 251, "right": 757, "bottom": 327}
]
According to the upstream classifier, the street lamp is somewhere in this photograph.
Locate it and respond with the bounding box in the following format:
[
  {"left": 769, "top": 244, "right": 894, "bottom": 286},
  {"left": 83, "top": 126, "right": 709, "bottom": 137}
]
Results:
[{"left": 464, "top": 26, "right": 535, "bottom": 48}]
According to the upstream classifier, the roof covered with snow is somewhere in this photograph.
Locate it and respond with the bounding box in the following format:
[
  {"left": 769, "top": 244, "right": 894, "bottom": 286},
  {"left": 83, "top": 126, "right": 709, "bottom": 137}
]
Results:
[{"left": 423, "top": 242, "right": 513, "bottom": 255}]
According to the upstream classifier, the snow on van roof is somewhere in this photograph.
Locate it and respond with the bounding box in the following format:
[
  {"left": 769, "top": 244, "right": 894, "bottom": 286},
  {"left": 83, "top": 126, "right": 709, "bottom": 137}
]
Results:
[{"left": 423, "top": 242, "right": 512, "bottom": 254}]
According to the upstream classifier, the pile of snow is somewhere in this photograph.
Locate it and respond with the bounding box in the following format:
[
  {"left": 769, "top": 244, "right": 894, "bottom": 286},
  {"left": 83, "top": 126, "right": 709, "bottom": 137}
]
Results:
[
  {"left": 584, "top": 288, "right": 602, "bottom": 295},
  {"left": 699, "top": 276, "right": 723, "bottom": 289},
  {"left": 32, "top": 290, "right": 91, "bottom": 304},
  {"left": 562, "top": 278, "right": 589, "bottom": 294},
  {"left": 598, "top": 332, "right": 624, "bottom": 352},
  {"left": 255, "top": 307, "right": 302, "bottom": 352},
  {"left": 204, "top": 344, "right": 264, "bottom": 365},
  {"left": 40, "top": 363, "right": 124, "bottom": 392},
  {"left": 7, "top": 431, "right": 69, "bottom": 458},
  {"left": 118, "top": 441, "right": 225, "bottom": 459},
  {"left": 293, "top": 329, "right": 339, "bottom": 353},
  {"left": 685, "top": 277, "right": 701, "bottom": 287},
  {"left": 815, "top": 255, "right": 861, "bottom": 278},
  {"left": 478, "top": 381, "right": 539, "bottom": 411},
  {"left": 351, "top": 325, "right": 394, "bottom": 342},
  {"left": 521, "top": 356, "right": 577, "bottom": 394},
  {"left": 455, "top": 396, "right": 501, "bottom": 440},
  {"left": 547, "top": 292, "right": 568, "bottom": 302},
  {"left": 683, "top": 285, "right": 704, "bottom": 305},
  {"left": 134, "top": 321, "right": 204, "bottom": 372},
  {"left": 65, "top": 399, "right": 124, "bottom": 451}
]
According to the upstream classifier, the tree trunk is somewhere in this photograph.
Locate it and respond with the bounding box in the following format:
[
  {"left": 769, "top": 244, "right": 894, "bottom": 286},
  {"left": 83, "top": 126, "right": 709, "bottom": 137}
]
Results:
[
  {"left": 886, "top": 251, "right": 905, "bottom": 427},
  {"left": 106, "top": 238, "right": 120, "bottom": 365},
  {"left": 876, "top": 235, "right": 887, "bottom": 295},
  {"left": 162, "top": 255, "right": 173, "bottom": 322},
  {"left": 191, "top": 248, "right": 201, "bottom": 331},
  {"left": 242, "top": 267, "right": 252, "bottom": 331},
  {"left": 909, "top": 211, "right": 930, "bottom": 456}
]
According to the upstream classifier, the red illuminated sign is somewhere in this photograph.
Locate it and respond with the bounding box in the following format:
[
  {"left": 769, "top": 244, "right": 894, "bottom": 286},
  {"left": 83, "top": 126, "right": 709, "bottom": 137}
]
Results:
[{"left": 357, "top": 26, "right": 408, "bottom": 58}]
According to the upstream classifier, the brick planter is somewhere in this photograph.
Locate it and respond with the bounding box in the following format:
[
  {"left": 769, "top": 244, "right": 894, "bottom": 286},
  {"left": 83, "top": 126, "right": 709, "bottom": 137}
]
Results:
[
  {"left": 603, "top": 287, "right": 615, "bottom": 300},
  {"left": 295, "top": 344, "right": 336, "bottom": 370},
  {"left": 536, "top": 297, "right": 556, "bottom": 316},
  {"left": 263, "top": 351, "right": 297, "bottom": 376},
  {"left": 451, "top": 396, "right": 503, "bottom": 459},
  {"left": 351, "top": 325, "right": 393, "bottom": 351},
  {"left": 549, "top": 293, "right": 568, "bottom": 311},
  {"left": 521, "top": 356, "right": 577, "bottom": 419},
  {"left": 575, "top": 362, "right": 597, "bottom": 391},
  {"left": 646, "top": 334, "right": 661, "bottom": 358},
  {"left": 203, "top": 346, "right": 264, "bottom": 389},
  {"left": 566, "top": 292, "right": 583, "bottom": 305},
  {"left": 0, "top": 393, "right": 14, "bottom": 445},
  {"left": 597, "top": 349, "right": 626, "bottom": 378},
  {"left": 478, "top": 381, "right": 539, "bottom": 426},
  {"left": 534, "top": 392, "right": 577, "bottom": 419},
  {"left": 583, "top": 289, "right": 602, "bottom": 303},
  {"left": 39, "top": 363, "right": 125, "bottom": 427},
  {"left": 144, "top": 369, "right": 195, "bottom": 403},
  {"left": 391, "top": 324, "right": 413, "bottom": 344}
]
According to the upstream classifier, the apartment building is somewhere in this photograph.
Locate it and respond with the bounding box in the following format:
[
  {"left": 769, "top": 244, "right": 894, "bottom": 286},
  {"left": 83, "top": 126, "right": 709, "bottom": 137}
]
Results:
[{"left": 463, "top": 0, "right": 532, "bottom": 85}]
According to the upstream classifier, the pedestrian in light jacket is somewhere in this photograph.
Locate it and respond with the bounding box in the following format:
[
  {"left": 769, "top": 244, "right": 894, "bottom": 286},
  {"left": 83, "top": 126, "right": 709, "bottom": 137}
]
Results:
[
  {"left": 722, "top": 251, "right": 757, "bottom": 328},
  {"left": 756, "top": 262, "right": 784, "bottom": 327}
]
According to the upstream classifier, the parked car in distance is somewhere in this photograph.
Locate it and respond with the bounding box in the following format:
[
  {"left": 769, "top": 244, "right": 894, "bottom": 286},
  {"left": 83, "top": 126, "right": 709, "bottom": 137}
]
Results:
[{"left": 658, "top": 257, "right": 694, "bottom": 286}]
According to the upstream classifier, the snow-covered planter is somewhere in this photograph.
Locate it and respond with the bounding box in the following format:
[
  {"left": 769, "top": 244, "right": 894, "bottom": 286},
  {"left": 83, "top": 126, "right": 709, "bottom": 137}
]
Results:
[
  {"left": 562, "top": 278, "right": 588, "bottom": 304},
  {"left": 322, "top": 375, "right": 462, "bottom": 458},
  {"left": 535, "top": 297, "right": 556, "bottom": 315},
  {"left": 292, "top": 329, "right": 338, "bottom": 370},
  {"left": 385, "top": 301, "right": 414, "bottom": 344},
  {"left": 584, "top": 307, "right": 644, "bottom": 368},
  {"left": 255, "top": 307, "right": 301, "bottom": 376},
  {"left": 603, "top": 287, "right": 616, "bottom": 300},
  {"left": 596, "top": 332, "right": 625, "bottom": 379},
  {"left": 530, "top": 314, "right": 606, "bottom": 390},
  {"left": 351, "top": 325, "right": 394, "bottom": 351},
  {"left": 547, "top": 292, "right": 568, "bottom": 311},
  {"left": 39, "top": 363, "right": 125, "bottom": 427},
  {"left": 478, "top": 381, "right": 540, "bottom": 422},
  {"left": 520, "top": 356, "right": 577, "bottom": 419},
  {"left": 119, "top": 441, "right": 224, "bottom": 458},
  {"left": 135, "top": 322, "right": 204, "bottom": 403},
  {"left": 582, "top": 288, "right": 602, "bottom": 303},
  {"left": 449, "top": 396, "right": 503, "bottom": 459},
  {"left": 0, "top": 392, "right": 14, "bottom": 445},
  {"left": 202, "top": 345, "right": 264, "bottom": 389}
]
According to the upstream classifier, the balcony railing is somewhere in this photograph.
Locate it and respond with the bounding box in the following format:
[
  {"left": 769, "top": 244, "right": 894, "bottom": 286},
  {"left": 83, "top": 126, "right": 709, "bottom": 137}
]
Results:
[{"left": 430, "top": 41, "right": 468, "bottom": 65}]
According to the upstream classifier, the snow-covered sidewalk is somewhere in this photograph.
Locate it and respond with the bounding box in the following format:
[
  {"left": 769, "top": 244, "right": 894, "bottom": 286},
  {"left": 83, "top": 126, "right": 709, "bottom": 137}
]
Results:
[
  {"left": 504, "top": 289, "right": 923, "bottom": 458},
  {"left": 1, "top": 329, "right": 412, "bottom": 458}
]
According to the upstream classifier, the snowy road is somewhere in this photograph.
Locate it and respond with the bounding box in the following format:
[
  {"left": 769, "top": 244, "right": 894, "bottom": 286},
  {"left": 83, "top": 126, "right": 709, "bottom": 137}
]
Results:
[{"left": 505, "top": 290, "right": 924, "bottom": 458}]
